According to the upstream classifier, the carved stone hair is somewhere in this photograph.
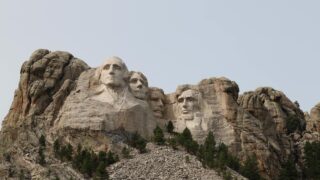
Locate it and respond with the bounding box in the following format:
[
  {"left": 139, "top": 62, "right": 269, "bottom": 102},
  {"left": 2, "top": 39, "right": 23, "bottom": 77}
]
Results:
[
  {"left": 175, "top": 85, "right": 199, "bottom": 100},
  {"left": 175, "top": 85, "right": 202, "bottom": 108}
]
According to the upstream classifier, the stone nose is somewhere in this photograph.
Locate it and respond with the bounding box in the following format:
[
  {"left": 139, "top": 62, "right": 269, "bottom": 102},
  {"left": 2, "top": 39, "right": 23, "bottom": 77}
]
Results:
[
  {"left": 182, "top": 99, "right": 187, "bottom": 107},
  {"left": 108, "top": 66, "right": 115, "bottom": 75},
  {"left": 136, "top": 80, "right": 143, "bottom": 88},
  {"left": 157, "top": 99, "right": 164, "bottom": 107}
]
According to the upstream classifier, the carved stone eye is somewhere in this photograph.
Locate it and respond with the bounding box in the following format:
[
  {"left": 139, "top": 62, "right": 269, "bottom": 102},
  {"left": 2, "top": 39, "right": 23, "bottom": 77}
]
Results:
[
  {"left": 130, "top": 78, "right": 138, "bottom": 84},
  {"left": 178, "top": 97, "right": 184, "bottom": 103},
  {"left": 151, "top": 97, "right": 159, "bottom": 102},
  {"left": 113, "top": 64, "right": 121, "bottom": 70},
  {"left": 103, "top": 64, "right": 110, "bottom": 70},
  {"left": 186, "top": 97, "right": 194, "bottom": 102}
]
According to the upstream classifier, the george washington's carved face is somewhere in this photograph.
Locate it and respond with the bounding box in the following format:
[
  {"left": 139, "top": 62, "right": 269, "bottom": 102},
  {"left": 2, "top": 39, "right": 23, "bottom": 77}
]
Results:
[
  {"left": 177, "top": 89, "right": 199, "bottom": 120},
  {"left": 129, "top": 72, "right": 148, "bottom": 100},
  {"left": 100, "top": 58, "right": 127, "bottom": 88}
]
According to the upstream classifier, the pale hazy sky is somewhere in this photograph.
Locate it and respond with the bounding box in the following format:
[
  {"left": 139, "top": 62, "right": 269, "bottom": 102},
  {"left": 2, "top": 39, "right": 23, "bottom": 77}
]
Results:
[{"left": 1, "top": 1, "right": 320, "bottom": 126}]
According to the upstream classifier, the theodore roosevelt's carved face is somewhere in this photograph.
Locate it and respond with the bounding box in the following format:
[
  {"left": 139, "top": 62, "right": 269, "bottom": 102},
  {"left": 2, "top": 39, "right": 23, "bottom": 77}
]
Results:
[
  {"left": 129, "top": 72, "right": 148, "bottom": 100},
  {"left": 100, "top": 58, "right": 127, "bottom": 88},
  {"left": 177, "top": 89, "right": 199, "bottom": 120},
  {"left": 149, "top": 88, "right": 165, "bottom": 118}
]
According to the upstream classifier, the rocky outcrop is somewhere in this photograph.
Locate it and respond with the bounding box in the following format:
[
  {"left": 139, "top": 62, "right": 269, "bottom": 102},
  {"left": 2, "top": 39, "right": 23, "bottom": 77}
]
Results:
[
  {"left": 164, "top": 78, "right": 280, "bottom": 179},
  {"left": 306, "top": 103, "right": 320, "bottom": 132},
  {"left": 239, "top": 87, "right": 305, "bottom": 135},
  {"left": 0, "top": 49, "right": 318, "bottom": 180},
  {"left": 2, "top": 49, "right": 89, "bottom": 128}
]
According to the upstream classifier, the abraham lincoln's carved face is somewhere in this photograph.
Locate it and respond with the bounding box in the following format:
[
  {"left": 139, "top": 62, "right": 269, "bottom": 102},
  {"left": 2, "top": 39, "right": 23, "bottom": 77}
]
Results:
[{"left": 177, "top": 89, "right": 199, "bottom": 120}]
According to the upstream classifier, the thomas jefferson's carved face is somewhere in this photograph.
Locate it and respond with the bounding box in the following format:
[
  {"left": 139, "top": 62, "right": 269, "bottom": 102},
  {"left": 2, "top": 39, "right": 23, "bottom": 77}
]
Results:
[
  {"left": 177, "top": 89, "right": 198, "bottom": 120},
  {"left": 100, "top": 59, "right": 126, "bottom": 88},
  {"left": 149, "top": 89, "right": 165, "bottom": 118},
  {"left": 129, "top": 72, "right": 148, "bottom": 100}
]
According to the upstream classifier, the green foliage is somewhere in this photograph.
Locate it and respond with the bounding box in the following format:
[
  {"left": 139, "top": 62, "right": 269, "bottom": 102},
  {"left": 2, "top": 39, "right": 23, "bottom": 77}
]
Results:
[
  {"left": 38, "top": 135, "right": 46, "bottom": 165},
  {"left": 4, "top": 153, "right": 11, "bottom": 162},
  {"left": 38, "top": 147, "right": 46, "bottom": 165},
  {"left": 166, "top": 121, "right": 174, "bottom": 133},
  {"left": 153, "top": 126, "right": 165, "bottom": 145},
  {"left": 223, "top": 171, "right": 232, "bottom": 180},
  {"left": 279, "top": 155, "right": 298, "bottom": 180},
  {"left": 72, "top": 148, "right": 114, "bottom": 178},
  {"left": 304, "top": 141, "right": 320, "bottom": 179},
  {"left": 167, "top": 138, "right": 178, "bottom": 150},
  {"left": 95, "top": 161, "right": 109, "bottom": 179},
  {"left": 54, "top": 140, "right": 73, "bottom": 161},
  {"left": 53, "top": 139, "right": 60, "bottom": 156},
  {"left": 106, "top": 151, "right": 119, "bottom": 165},
  {"left": 240, "top": 155, "right": 261, "bottom": 180},
  {"left": 201, "top": 131, "right": 216, "bottom": 168},
  {"left": 121, "top": 147, "right": 131, "bottom": 159},
  {"left": 216, "top": 143, "right": 240, "bottom": 171},
  {"left": 177, "top": 128, "right": 199, "bottom": 155},
  {"left": 286, "top": 115, "right": 303, "bottom": 134},
  {"left": 60, "top": 143, "right": 73, "bottom": 161},
  {"left": 39, "top": 135, "right": 46, "bottom": 147},
  {"left": 129, "top": 132, "right": 147, "bottom": 153}
]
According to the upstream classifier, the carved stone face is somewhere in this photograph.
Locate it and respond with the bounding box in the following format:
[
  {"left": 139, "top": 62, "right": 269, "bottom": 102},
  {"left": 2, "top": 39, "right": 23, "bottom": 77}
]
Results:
[
  {"left": 129, "top": 72, "right": 148, "bottom": 100},
  {"left": 149, "top": 89, "right": 165, "bottom": 118},
  {"left": 100, "top": 58, "right": 126, "bottom": 88},
  {"left": 177, "top": 89, "right": 198, "bottom": 120}
]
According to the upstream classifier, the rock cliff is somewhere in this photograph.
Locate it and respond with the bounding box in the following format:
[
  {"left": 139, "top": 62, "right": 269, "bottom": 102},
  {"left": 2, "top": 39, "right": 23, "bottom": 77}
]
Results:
[{"left": 0, "top": 49, "right": 318, "bottom": 179}]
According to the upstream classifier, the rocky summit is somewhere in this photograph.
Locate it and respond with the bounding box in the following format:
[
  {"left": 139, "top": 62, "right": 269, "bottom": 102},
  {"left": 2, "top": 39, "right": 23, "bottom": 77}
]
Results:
[{"left": 0, "top": 49, "right": 319, "bottom": 180}]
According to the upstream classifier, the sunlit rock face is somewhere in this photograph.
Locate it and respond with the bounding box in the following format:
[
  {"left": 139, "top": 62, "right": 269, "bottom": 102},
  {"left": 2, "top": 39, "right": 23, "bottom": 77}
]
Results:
[
  {"left": 54, "top": 57, "right": 156, "bottom": 138},
  {"left": 0, "top": 49, "right": 315, "bottom": 180},
  {"left": 306, "top": 103, "right": 320, "bottom": 132},
  {"left": 129, "top": 71, "right": 149, "bottom": 100},
  {"left": 2, "top": 49, "right": 89, "bottom": 128}
]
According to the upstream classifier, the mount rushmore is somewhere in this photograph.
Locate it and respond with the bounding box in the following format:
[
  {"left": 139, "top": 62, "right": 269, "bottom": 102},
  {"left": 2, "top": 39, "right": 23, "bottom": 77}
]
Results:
[{"left": 0, "top": 49, "right": 319, "bottom": 179}]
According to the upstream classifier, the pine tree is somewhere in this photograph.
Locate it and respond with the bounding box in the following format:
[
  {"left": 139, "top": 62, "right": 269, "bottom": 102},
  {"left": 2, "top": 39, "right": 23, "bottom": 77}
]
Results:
[
  {"left": 106, "top": 151, "right": 118, "bottom": 165},
  {"left": 38, "top": 147, "right": 46, "bottom": 165},
  {"left": 153, "top": 126, "right": 165, "bottom": 145},
  {"left": 121, "top": 147, "right": 131, "bottom": 159},
  {"left": 168, "top": 138, "right": 178, "bottom": 150},
  {"left": 38, "top": 135, "right": 46, "bottom": 165},
  {"left": 65, "top": 143, "right": 73, "bottom": 161},
  {"left": 240, "top": 155, "right": 261, "bottom": 180},
  {"left": 53, "top": 139, "right": 60, "bottom": 157},
  {"left": 216, "top": 143, "right": 228, "bottom": 169},
  {"left": 304, "top": 141, "right": 320, "bottom": 179},
  {"left": 95, "top": 161, "right": 109, "bottom": 179},
  {"left": 166, "top": 121, "right": 174, "bottom": 133},
  {"left": 178, "top": 128, "right": 198, "bottom": 154},
  {"left": 39, "top": 135, "right": 46, "bottom": 147},
  {"left": 202, "top": 131, "right": 216, "bottom": 168},
  {"left": 279, "top": 155, "right": 298, "bottom": 180},
  {"left": 130, "top": 132, "right": 147, "bottom": 153}
]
